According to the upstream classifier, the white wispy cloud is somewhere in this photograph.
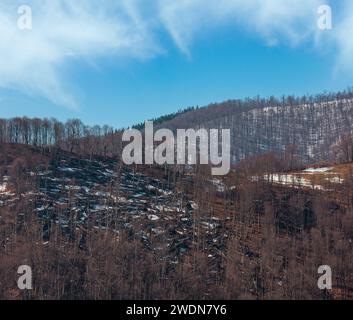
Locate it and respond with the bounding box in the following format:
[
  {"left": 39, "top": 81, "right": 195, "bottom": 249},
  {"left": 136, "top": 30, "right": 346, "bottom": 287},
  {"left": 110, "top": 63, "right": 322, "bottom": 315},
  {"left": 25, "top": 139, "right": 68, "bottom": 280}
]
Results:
[
  {"left": 0, "top": 0, "right": 161, "bottom": 109},
  {"left": 0, "top": 0, "right": 351, "bottom": 109},
  {"left": 157, "top": 0, "right": 321, "bottom": 57},
  {"left": 334, "top": 0, "right": 353, "bottom": 75}
]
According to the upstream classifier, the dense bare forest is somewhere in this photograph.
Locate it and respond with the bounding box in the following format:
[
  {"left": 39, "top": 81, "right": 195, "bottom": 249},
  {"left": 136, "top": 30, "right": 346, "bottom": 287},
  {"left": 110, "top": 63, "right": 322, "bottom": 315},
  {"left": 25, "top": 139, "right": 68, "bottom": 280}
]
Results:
[
  {"left": 155, "top": 90, "right": 353, "bottom": 164},
  {"left": 2, "top": 90, "right": 353, "bottom": 163},
  {"left": 1, "top": 91, "right": 353, "bottom": 300}
]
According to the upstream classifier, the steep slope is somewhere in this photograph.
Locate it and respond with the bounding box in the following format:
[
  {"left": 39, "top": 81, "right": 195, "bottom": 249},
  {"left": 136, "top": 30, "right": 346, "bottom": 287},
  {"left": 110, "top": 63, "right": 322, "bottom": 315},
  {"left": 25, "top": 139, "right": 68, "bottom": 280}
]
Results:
[
  {"left": 155, "top": 94, "right": 353, "bottom": 164},
  {"left": 0, "top": 147, "right": 229, "bottom": 271}
]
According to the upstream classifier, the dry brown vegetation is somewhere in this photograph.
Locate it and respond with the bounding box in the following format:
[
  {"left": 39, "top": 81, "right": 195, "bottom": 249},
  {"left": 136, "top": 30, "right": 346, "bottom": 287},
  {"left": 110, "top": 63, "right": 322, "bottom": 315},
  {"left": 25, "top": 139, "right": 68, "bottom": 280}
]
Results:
[
  {"left": 0, "top": 142, "right": 353, "bottom": 300},
  {"left": 1, "top": 112, "right": 353, "bottom": 300}
]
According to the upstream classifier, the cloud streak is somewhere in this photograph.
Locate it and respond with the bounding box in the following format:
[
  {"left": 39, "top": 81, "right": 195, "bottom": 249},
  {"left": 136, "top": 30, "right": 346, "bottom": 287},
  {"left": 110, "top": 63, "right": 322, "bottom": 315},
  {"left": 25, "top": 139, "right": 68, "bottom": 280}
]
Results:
[
  {"left": 0, "top": 0, "right": 161, "bottom": 109},
  {"left": 334, "top": 0, "right": 353, "bottom": 75},
  {"left": 0, "top": 0, "right": 351, "bottom": 109},
  {"left": 158, "top": 0, "right": 322, "bottom": 56}
]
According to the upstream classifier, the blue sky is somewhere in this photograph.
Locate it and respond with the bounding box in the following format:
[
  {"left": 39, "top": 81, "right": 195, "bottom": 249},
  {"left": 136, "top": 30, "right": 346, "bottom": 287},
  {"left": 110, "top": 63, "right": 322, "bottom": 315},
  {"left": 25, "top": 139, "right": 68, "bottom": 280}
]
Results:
[{"left": 0, "top": 1, "right": 353, "bottom": 128}]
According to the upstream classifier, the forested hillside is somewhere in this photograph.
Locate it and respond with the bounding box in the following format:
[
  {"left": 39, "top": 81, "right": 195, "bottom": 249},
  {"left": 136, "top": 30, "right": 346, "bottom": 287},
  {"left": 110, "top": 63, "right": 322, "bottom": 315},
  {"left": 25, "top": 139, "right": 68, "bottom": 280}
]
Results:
[
  {"left": 155, "top": 90, "right": 353, "bottom": 164},
  {"left": 2, "top": 90, "right": 353, "bottom": 299},
  {"left": 2, "top": 90, "right": 353, "bottom": 166}
]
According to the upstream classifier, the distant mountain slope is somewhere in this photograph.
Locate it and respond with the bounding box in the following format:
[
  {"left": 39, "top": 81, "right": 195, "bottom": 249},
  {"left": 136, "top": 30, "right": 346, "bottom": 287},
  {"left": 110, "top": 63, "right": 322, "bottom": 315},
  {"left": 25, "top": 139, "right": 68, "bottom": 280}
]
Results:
[
  {"left": 132, "top": 106, "right": 195, "bottom": 130},
  {"left": 155, "top": 92, "right": 353, "bottom": 164},
  {"left": 2, "top": 90, "right": 353, "bottom": 165}
]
